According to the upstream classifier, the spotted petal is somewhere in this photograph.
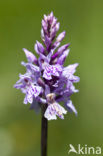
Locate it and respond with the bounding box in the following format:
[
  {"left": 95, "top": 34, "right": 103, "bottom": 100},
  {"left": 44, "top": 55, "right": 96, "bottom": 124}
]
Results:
[
  {"left": 43, "top": 64, "right": 62, "bottom": 80},
  {"left": 44, "top": 102, "right": 67, "bottom": 120}
]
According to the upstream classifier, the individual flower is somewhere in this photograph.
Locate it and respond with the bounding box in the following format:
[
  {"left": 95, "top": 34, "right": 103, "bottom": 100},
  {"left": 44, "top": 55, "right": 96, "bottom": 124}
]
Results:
[
  {"left": 44, "top": 93, "right": 67, "bottom": 120},
  {"left": 14, "top": 72, "right": 42, "bottom": 104},
  {"left": 14, "top": 12, "right": 80, "bottom": 120}
]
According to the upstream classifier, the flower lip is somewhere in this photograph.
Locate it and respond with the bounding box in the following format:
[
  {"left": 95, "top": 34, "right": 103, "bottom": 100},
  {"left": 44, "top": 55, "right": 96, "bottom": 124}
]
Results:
[{"left": 44, "top": 102, "right": 67, "bottom": 120}]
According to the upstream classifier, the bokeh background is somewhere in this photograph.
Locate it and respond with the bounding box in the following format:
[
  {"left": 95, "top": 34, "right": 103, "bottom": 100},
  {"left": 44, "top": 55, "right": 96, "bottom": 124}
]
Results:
[{"left": 0, "top": 0, "right": 103, "bottom": 156}]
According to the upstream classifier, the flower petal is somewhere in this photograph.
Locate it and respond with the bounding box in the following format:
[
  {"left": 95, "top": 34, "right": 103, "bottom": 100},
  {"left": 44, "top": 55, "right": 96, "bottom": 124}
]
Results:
[
  {"left": 43, "top": 67, "right": 52, "bottom": 80},
  {"left": 43, "top": 64, "right": 62, "bottom": 80},
  {"left": 44, "top": 102, "right": 67, "bottom": 120},
  {"left": 56, "top": 31, "right": 65, "bottom": 42},
  {"left": 44, "top": 35, "right": 51, "bottom": 49},
  {"left": 66, "top": 100, "right": 78, "bottom": 115},
  {"left": 23, "top": 48, "right": 37, "bottom": 64},
  {"left": 57, "top": 49, "right": 70, "bottom": 65},
  {"left": 52, "top": 44, "right": 70, "bottom": 60},
  {"left": 63, "top": 63, "right": 79, "bottom": 76},
  {"left": 44, "top": 106, "right": 57, "bottom": 120},
  {"left": 36, "top": 41, "right": 45, "bottom": 54},
  {"left": 45, "top": 85, "right": 50, "bottom": 96},
  {"left": 31, "top": 84, "right": 42, "bottom": 97}
]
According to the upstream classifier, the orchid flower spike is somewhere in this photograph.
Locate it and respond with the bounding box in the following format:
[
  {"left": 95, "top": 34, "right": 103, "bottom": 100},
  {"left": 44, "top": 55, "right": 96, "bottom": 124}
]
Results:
[{"left": 14, "top": 12, "right": 80, "bottom": 120}]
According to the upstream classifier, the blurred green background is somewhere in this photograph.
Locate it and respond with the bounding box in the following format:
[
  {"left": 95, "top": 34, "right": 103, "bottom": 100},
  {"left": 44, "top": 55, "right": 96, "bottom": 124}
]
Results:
[{"left": 0, "top": 0, "right": 103, "bottom": 156}]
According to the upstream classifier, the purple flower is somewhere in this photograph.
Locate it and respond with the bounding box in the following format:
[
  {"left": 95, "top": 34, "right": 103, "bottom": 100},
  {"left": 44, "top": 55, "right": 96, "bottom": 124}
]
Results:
[
  {"left": 43, "top": 64, "right": 62, "bottom": 80},
  {"left": 44, "top": 92, "right": 67, "bottom": 120},
  {"left": 44, "top": 101, "right": 67, "bottom": 120},
  {"left": 23, "top": 48, "right": 38, "bottom": 64},
  {"left": 14, "top": 12, "right": 80, "bottom": 120},
  {"left": 14, "top": 73, "right": 42, "bottom": 104}
]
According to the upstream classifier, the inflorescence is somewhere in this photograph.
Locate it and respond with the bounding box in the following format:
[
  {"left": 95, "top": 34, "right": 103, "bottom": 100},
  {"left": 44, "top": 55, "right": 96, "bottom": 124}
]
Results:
[{"left": 14, "top": 12, "right": 80, "bottom": 120}]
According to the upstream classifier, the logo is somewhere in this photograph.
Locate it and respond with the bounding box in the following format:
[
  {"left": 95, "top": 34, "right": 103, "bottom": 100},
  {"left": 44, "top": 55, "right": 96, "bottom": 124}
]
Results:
[{"left": 68, "top": 144, "right": 102, "bottom": 155}]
